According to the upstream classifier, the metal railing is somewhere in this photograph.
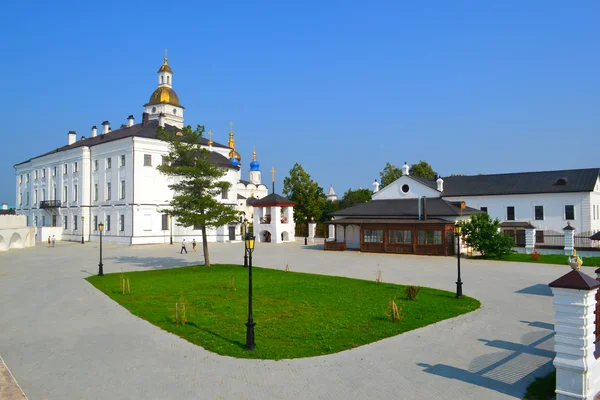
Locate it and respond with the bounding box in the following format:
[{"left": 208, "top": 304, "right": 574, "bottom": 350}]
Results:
[{"left": 40, "top": 200, "right": 61, "bottom": 209}]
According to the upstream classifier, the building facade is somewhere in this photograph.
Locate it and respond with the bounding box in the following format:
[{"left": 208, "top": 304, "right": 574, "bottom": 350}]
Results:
[{"left": 14, "top": 56, "right": 267, "bottom": 244}]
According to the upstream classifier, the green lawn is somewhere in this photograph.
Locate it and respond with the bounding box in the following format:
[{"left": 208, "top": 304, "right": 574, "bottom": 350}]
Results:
[
  {"left": 524, "top": 370, "right": 555, "bottom": 400},
  {"left": 472, "top": 253, "right": 600, "bottom": 267},
  {"left": 86, "top": 264, "right": 480, "bottom": 360}
]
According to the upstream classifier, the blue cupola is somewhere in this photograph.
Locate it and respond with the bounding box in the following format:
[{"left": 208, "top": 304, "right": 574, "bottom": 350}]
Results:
[
  {"left": 230, "top": 157, "right": 239, "bottom": 167},
  {"left": 250, "top": 147, "right": 260, "bottom": 171}
]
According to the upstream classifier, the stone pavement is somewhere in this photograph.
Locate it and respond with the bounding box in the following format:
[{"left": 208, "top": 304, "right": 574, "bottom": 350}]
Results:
[
  {"left": 0, "top": 356, "right": 28, "bottom": 399},
  {"left": 0, "top": 241, "right": 572, "bottom": 399}
]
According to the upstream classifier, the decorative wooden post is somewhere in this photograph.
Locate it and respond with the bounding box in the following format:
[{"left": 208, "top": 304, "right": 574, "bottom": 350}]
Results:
[
  {"left": 524, "top": 222, "right": 536, "bottom": 254},
  {"left": 328, "top": 223, "right": 335, "bottom": 242},
  {"left": 308, "top": 220, "right": 316, "bottom": 243},
  {"left": 549, "top": 269, "right": 600, "bottom": 399},
  {"left": 564, "top": 222, "right": 576, "bottom": 256}
]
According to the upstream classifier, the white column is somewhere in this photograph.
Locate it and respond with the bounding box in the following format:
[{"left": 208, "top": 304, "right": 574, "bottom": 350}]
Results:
[
  {"left": 328, "top": 224, "right": 335, "bottom": 241},
  {"left": 550, "top": 271, "right": 600, "bottom": 399},
  {"left": 564, "top": 225, "right": 575, "bottom": 255},
  {"left": 308, "top": 221, "right": 317, "bottom": 242},
  {"left": 525, "top": 226, "right": 535, "bottom": 254}
]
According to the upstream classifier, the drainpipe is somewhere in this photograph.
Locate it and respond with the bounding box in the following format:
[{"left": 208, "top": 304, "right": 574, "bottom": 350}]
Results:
[
  {"left": 88, "top": 146, "right": 92, "bottom": 241},
  {"left": 131, "top": 137, "right": 135, "bottom": 245}
]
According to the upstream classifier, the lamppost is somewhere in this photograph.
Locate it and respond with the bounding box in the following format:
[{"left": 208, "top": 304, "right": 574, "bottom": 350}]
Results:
[
  {"left": 304, "top": 217, "right": 308, "bottom": 245},
  {"left": 169, "top": 215, "right": 173, "bottom": 245},
  {"left": 98, "top": 222, "right": 104, "bottom": 276},
  {"left": 81, "top": 216, "right": 85, "bottom": 244},
  {"left": 243, "top": 218, "right": 249, "bottom": 267},
  {"left": 244, "top": 232, "right": 256, "bottom": 350},
  {"left": 455, "top": 223, "right": 463, "bottom": 299}
]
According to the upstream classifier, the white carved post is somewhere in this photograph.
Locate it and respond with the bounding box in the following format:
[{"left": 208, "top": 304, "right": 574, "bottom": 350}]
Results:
[
  {"left": 308, "top": 221, "right": 317, "bottom": 243},
  {"left": 328, "top": 223, "right": 335, "bottom": 241},
  {"left": 564, "top": 223, "right": 575, "bottom": 256},
  {"left": 525, "top": 222, "right": 536, "bottom": 254},
  {"left": 550, "top": 270, "right": 600, "bottom": 400}
]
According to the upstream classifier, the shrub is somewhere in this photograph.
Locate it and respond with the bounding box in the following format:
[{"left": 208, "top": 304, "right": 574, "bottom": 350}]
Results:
[
  {"left": 459, "top": 213, "right": 514, "bottom": 258},
  {"left": 386, "top": 297, "right": 404, "bottom": 322},
  {"left": 404, "top": 286, "right": 421, "bottom": 300},
  {"left": 175, "top": 290, "right": 187, "bottom": 325},
  {"left": 530, "top": 250, "right": 542, "bottom": 261}
]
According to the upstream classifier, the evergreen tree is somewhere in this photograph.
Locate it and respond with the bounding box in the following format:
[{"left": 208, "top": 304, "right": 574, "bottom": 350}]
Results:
[
  {"left": 156, "top": 124, "right": 238, "bottom": 267},
  {"left": 283, "top": 163, "right": 326, "bottom": 222}
]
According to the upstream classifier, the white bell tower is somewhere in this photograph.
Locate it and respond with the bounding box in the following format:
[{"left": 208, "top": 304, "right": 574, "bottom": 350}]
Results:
[{"left": 144, "top": 50, "right": 184, "bottom": 128}]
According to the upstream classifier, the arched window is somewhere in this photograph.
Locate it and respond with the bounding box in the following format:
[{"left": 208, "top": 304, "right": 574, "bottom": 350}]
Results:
[
  {"left": 161, "top": 76, "right": 164, "bottom": 84},
  {"left": 167, "top": 76, "right": 170, "bottom": 84}
]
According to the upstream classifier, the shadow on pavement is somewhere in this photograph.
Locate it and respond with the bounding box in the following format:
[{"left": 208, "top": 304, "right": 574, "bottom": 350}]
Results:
[
  {"left": 418, "top": 320, "right": 555, "bottom": 397},
  {"left": 515, "top": 284, "right": 553, "bottom": 296},
  {"left": 105, "top": 256, "right": 203, "bottom": 270}
]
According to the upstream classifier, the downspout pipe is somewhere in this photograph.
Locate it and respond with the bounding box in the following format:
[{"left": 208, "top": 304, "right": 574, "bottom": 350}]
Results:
[{"left": 131, "top": 137, "right": 135, "bottom": 245}]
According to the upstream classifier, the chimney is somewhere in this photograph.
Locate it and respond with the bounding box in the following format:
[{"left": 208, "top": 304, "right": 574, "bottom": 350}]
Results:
[
  {"left": 402, "top": 161, "right": 410, "bottom": 176},
  {"left": 142, "top": 112, "right": 149, "bottom": 127},
  {"left": 102, "top": 121, "right": 110, "bottom": 134},
  {"left": 158, "top": 113, "right": 166, "bottom": 127},
  {"left": 68, "top": 130, "right": 76, "bottom": 145},
  {"left": 92, "top": 126, "right": 97, "bottom": 137},
  {"left": 373, "top": 179, "right": 380, "bottom": 193},
  {"left": 1, "top": 203, "right": 8, "bottom": 210},
  {"left": 436, "top": 176, "right": 444, "bottom": 192},
  {"left": 127, "top": 115, "right": 135, "bottom": 127}
]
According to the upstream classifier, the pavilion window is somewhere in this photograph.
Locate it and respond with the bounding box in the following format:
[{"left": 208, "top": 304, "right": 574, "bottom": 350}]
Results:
[
  {"left": 389, "top": 230, "right": 412, "bottom": 244},
  {"left": 363, "top": 229, "right": 383, "bottom": 243},
  {"left": 418, "top": 230, "right": 442, "bottom": 245}
]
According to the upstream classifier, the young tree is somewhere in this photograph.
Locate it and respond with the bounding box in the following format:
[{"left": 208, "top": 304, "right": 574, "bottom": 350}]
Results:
[
  {"left": 338, "top": 188, "right": 372, "bottom": 210},
  {"left": 283, "top": 163, "right": 326, "bottom": 222},
  {"left": 379, "top": 162, "right": 402, "bottom": 188},
  {"left": 409, "top": 160, "right": 436, "bottom": 179},
  {"left": 156, "top": 124, "right": 238, "bottom": 267},
  {"left": 458, "top": 213, "right": 514, "bottom": 258}
]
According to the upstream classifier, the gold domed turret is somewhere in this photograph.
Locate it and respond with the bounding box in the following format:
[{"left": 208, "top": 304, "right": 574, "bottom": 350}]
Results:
[
  {"left": 146, "top": 87, "right": 181, "bottom": 107},
  {"left": 158, "top": 53, "right": 173, "bottom": 74},
  {"left": 228, "top": 121, "right": 241, "bottom": 161}
]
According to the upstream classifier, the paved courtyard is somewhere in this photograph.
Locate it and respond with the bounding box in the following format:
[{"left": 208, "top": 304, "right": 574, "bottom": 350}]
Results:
[{"left": 0, "top": 240, "right": 573, "bottom": 399}]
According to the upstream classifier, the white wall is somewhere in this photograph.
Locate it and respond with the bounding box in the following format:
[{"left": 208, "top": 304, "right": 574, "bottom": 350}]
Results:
[{"left": 372, "top": 175, "right": 439, "bottom": 200}]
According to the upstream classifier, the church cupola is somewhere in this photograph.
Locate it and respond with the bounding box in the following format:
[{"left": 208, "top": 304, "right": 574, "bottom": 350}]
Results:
[
  {"left": 227, "top": 122, "right": 242, "bottom": 165},
  {"left": 402, "top": 161, "right": 410, "bottom": 176},
  {"left": 144, "top": 51, "right": 184, "bottom": 128},
  {"left": 326, "top": 185, "right": 338, "bottom": 202},
  {"left": 373, "top": 179, "right": 380, "bottom": 193},
  {"left": 249, "top": 145, "right": 261, "bottom": 185}
]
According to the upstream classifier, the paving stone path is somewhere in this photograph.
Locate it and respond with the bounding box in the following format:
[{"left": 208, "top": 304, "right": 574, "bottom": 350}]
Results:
[{"left": 0, "top": 241, "right": 572, "bottom": 399}]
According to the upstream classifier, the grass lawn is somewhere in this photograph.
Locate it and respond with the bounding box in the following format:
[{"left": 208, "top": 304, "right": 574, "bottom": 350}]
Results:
[
  {"left": 524, "top": 370, "right": 555, "bottom": 400},
  {"left": 472, "top": 253, "right": 600, "bottom": 267},
  {"left": 86, "top": 264, "right": 480, "bottom": 360}
]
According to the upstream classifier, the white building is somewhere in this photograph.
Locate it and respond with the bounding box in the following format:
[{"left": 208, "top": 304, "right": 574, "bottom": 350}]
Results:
[
  {"left": 14, "top": 56, "right": 268, "bottom": 244},
  {"left": 235, "top": 147, "right": 269, "bottom": 221},
  {"left": 326, "top": 185, "right": 337, "bottom": 202}
]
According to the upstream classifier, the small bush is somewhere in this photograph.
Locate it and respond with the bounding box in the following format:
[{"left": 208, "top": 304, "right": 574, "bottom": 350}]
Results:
[
  {"left": 530, "top": 250, "right": 542, "bottom": 261},
  {"left": 228, "top": 275, "right": 236, "bottom": 291},
  {"left": 386, "top": 297, "right": 404, "bottom": 322},
  {"left": 404, "top": 286, "right": 421, "bottom": 300},
  {"left": 376, "top": 269, "right": 382, "bottom": 284},
  {"left": 175, "top": 290, "right": 187, "bottom": 325}
]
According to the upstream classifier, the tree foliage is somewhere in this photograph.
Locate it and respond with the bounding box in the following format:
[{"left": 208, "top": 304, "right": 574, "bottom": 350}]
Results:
[
  {"left": 409, "top": 160, "right": 436, "bottom": 179},
  {"left": 156, "top": 124, "right": 238, "bottom": 267},
  {"left": 283, "top": 163, "right": 326, "bottom": 222},
  {"left": 379, "top": 162, "right": 402, "bottom": 188},
  {"left": 339, "top": 188, "right": 372, "bottom": 210},
  {"left": 458, "top": 213, "right": 514, "bottom": 258}
]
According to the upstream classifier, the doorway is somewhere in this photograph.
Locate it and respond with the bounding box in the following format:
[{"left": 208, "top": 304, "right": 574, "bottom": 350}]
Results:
[{"left": 228, "top": 226, "right": 236, "bottom": 241}]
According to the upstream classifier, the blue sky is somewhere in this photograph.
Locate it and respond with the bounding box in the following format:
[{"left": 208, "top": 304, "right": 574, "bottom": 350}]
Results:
[{"left": 1, "top": 0, "right": 598, "bottom": 204}]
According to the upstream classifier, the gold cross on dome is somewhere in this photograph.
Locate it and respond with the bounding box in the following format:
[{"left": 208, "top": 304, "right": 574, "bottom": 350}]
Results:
[
  {"left": 229, "top": 121, "right": 234, "bottom": 131},
  {"left": 270, "top": 166, "right": 276, "bottom": 182},
  {"left": 164, "top": 48, "right": 168, "bottom": 62},
  {"left": 207, "top": 130, "right": 213, "bottom": 140}
]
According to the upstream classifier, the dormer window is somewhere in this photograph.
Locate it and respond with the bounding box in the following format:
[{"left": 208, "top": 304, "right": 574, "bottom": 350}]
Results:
[{"left": 555, "top": 177, "right": 567, "bottom": 186}]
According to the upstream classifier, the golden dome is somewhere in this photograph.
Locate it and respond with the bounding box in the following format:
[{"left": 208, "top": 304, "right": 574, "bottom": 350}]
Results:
[
  {"left": 229, "top": 148, "right": 241, "bottom": 161},
  {"left": 146, "top": 87, "right": 181, "bottom": 107},
  {"left": 158, "top": 57, "right": 173, "bottom": 73}
]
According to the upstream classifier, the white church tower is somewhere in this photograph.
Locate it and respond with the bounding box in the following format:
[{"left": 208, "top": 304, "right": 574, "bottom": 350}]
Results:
[
  {"left": 326, "top": 185, "right": 338, "bottom": 202},
  {"left": 144, "top": 51, "right": 184, "bottom": 128},
  {"left": 249, "top": 146, "right": 261, "bottom": 185}
]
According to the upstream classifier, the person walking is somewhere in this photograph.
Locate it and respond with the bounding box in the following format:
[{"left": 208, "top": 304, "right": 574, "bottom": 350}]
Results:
[
  {"left": 47, "top": 236, "right": 51, "bottom": 248},
  {"left": 51, "top": 235, "right": 56, "bottom": 248},
  {"left": 180, "top": 239, "right": 188, "bottom": 254},
  {"left": 192, "top": 239, "right": 197, "bottom": 252}
]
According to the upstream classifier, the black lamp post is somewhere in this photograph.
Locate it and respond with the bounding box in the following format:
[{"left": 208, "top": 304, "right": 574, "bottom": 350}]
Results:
[
  {"left": 81, "top": 216, "right": 85, "bottom": 244},
  {"left": 243, "top": 218, "right": 249, "bottom": 267},
  {"left": 244, "top": 232, "right": 256, "bottom": 350},
  {"left": 169, "top": 215, "right": 173, "bottom": 245},
  {"left": 98, "top": 222, "right": 104, "bottom": 276},
  {"left": 304, "top": 217, "right": 308, "bottom": 245},
  {"left": 455, "top": 223, "right": 463, "bottom": 299}
]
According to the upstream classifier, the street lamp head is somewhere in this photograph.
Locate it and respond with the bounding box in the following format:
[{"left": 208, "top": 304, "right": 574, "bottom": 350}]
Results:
[
  {"left": 99, "top": 222, "right": 104, "bottom": 232},
  {"left": 81, "top": 216, "right": 84, "bottom": 221},
  {"left": 245, "top": 233, "right": 256, "bottom": 254},
  {"left": 455, "top": 223, "right": 461, "bottom": 235},
  {"left": 170, "top": 215, "right": 173, "bottom": 220},
  {"left": 243, "top": 218, "right": 249, "bottom": 227}
]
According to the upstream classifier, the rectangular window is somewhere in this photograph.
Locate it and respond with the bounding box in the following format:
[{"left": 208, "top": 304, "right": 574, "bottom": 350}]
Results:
[
  {"left": 106, "top": 215, "right": 111, "bottom": 231},
  {"left": 120, "top": 180, "right": 125, "bottom": 199},
  {"left": 42, "top": 189, "right": 46, "bottom": 201},
  {"left": 363, "top": 229, "right": 384, "bottom": 243},
  {"left": 94, "top": 216, "right": 98, "bottom": 231},
  {"left": 74, "top": 184, "right": 78, "bottom": 202},
  {"left": 162, "top": 214, "right": 169, "bottom": 230},
  {"left": 480, "top": 207, "right": 488, "bottom": 213},
  {"left": 534, "top": 206, "right": 544, "bottom": 220},
  {"left": 193, "top": 224, "right": 201, "bottom": 230},
  {"left": 507, "top": 206, "right": 515, "bottom": 221},
  {"left": 106, "top": 182, "right": 112, "bottom": 200},
  {"left": 74, "top": 216, "right": 78, "bottom": 231},
  {"left": 94, "top": 160, "right": 98, "bottom": 171},
  {"left": 34, "top": 189, "right": 37, "bottom": 204},
  {"left": 74, "top": 162, "right": 78, "bottom": 172},
  {"left": 161, "top": 156, "right": 168, "bottom": 166},
  {"left": 388, "top": 230, "right": 412, "bottom": 244},
  {"left": 19, "top": 192, "right": 22, "bottom": 206},
  {"left": 26, "top": 173, "right": 30, "bottom": 182},
  {"left": 94, "top": 184, "right": 98, "bottom": 201},
  {"left": 107, "top": 158, "right": 112, "bottom": 169},
  {"left": 221, "top": 188, "right": 228, "bottom": 199},
  {"left": 418, "top": 230, "right": 443, "bottom": 245},
  {"left": 144, "top": 154, "right": 152, "bottom": 166},
  {"left": 42, "top": 216, "right": 46, "bottom": 226},
  {"left": 120, "top": 155, "right": 125, "bottom": 167},
  {"left": 535, "top": 230, "right": 544, "bottom": 244},
  {"left": 63, "top": 164, "right": 68, "bottom": 175},
  {"left": 63, "top": 215, "right": 68, "bottom": 230},
  {"left": 34, "top": 216, "right": 37, "bottom": 226},
  {"left": 53, "top": 166, "right": 57, "bottom": 176},
  {"left": 19, "top": 175, "right": 22, "bottom": 184},
  {"left": 42, "top": 169, "right": 46, "bottom": 178},
  {"left": 120, "top": 214, "right": 125, "bottom": 231},
  {"left": 34, "top": 170, "right": 38, "bottom": 180},
  {"left": 565, "top": 205, "right": 575, "bottom": 220},
  {"left": 26, "top": 192, "right": 29, "bottom": 206},
  {"left": 63, "top": 186, "right": 68, "bottom": 203}
]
